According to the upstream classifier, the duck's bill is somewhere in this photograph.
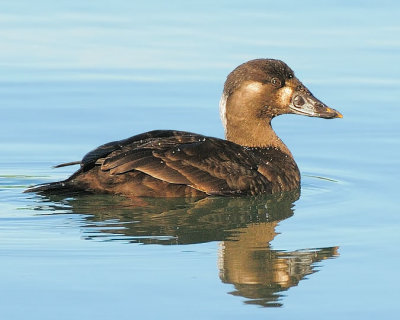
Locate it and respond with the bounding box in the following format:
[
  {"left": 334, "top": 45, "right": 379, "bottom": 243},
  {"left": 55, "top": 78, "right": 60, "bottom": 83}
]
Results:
[{"left": 289, "top": 93, "right": 342, "bottom": 119}]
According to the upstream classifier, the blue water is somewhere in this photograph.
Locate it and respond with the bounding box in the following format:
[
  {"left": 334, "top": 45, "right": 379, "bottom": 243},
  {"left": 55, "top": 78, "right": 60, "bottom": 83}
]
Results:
[{"left": 1, "top": 1, "right": 400, "bottom": 319}]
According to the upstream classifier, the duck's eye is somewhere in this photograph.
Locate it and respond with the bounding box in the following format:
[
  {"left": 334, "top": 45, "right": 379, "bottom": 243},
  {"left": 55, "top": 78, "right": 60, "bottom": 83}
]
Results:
[{"left": 271, "top": 77, "right": 281, "bottom": 88}]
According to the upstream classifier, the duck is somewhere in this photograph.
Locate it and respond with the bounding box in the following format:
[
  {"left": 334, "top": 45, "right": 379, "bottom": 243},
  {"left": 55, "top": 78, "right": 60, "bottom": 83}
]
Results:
[{"left": 26, "top": 59, "right": 342, "bottom": 198}]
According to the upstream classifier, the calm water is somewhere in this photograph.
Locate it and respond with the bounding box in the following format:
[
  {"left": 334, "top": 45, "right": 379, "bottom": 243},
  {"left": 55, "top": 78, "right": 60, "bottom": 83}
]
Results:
[{"left": 1, "top": 1, "right": 400, "bottom": 319}]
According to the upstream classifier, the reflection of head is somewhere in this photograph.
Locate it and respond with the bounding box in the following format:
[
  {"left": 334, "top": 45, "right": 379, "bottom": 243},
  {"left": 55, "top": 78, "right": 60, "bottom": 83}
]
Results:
[{"left": 219, "top": 226, "right": 339, "bottom": 308}]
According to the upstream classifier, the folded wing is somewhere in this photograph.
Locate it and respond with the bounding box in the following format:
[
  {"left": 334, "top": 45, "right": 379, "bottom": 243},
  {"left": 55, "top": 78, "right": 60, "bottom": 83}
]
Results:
[{"left": 81, "top": 130, "right": 272, "bottom": 195}]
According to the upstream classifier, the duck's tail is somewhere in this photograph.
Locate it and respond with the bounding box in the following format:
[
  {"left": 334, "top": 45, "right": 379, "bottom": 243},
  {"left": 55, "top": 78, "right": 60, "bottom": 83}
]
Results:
[
  {"left": 24, "top": 162, "right": 86, "bottom": 195},
  {"left": 24, "top": 180, "right": 79, "bottom": 194},
  {"left": 53, "top": 161, "right": 81, "bottom": 168}
]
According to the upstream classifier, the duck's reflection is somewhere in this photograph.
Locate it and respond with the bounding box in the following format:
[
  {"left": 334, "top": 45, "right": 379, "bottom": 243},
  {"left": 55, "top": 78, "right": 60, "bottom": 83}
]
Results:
[{"left": 33, "top": 190, "right": 338, "bottom": 307}]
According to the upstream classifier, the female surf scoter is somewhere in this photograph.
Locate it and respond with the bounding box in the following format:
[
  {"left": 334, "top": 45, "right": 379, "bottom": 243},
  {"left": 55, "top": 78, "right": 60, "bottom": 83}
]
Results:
[{"left": 26, "top": 59, "right": 342, "bottom": 197}]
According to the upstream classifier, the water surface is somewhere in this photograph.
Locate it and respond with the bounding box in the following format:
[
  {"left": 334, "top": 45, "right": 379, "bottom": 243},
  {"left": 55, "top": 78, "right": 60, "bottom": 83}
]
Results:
[{"left": 1, "top": 1, "right": 400, "bottom": 319}]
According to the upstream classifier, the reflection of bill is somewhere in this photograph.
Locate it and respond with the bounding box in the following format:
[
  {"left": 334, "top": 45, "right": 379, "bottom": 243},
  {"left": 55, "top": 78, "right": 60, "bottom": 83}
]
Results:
[
  {"left": 32, "top": 189, "right": 338, "bottom": 307},
  {"left": 218, "top": 222, "right": 338, "bottom": 307}
]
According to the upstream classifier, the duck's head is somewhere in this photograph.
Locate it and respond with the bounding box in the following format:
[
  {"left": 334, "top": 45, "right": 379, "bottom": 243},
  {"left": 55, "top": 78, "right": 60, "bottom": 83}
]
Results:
[{"left": 220, "top": 59, "right": 342, "bottom": 148}]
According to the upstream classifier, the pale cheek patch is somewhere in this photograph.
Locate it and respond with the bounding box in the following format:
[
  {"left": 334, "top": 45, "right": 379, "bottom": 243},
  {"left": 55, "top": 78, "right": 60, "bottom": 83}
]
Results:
[
  {"left": 244, "top": 81, "right": 264, "bottom": 93},
  {"left": 278, "top": 86, "right": 293, "bottom": 105}
]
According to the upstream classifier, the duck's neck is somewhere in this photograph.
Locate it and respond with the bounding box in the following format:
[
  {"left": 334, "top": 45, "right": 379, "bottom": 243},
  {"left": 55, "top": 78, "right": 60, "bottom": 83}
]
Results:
[
  {"left": 219, "top": 83, "right": 293, "bottom": 158},
  {"left": 225, "top": 118, "right": 293, "bottom": 157}
]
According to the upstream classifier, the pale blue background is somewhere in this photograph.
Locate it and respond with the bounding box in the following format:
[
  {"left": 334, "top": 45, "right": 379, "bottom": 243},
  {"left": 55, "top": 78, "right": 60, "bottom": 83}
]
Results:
[{"left": 1, "top": 1, "right": 399, "bottom": 319}]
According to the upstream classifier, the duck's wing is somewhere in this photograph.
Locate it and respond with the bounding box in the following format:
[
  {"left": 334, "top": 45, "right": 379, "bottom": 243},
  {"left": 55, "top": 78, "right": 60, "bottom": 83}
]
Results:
[
  {"left": 85, "top": 131, "right": 271, "bottom": 195},
  {"left": 80, "top": 130, "right": 188, "bottom": 170}
]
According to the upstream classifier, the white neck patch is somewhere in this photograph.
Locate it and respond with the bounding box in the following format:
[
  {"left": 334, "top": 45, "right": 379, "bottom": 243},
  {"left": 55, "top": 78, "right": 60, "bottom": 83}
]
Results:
[{"left": 219, "top": 92, "right": 228, "bottom": 137}]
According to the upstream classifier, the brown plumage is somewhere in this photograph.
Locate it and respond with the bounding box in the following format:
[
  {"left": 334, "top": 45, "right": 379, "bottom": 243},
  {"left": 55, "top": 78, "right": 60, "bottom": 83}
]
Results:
[{"left": 26, "top": 59, "right": 342, "bottom": 198}]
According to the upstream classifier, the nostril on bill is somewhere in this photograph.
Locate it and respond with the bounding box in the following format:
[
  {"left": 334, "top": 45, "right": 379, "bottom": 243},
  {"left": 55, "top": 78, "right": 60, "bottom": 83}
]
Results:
[{"left": 293, "top": 95, "right": 305, "bottom": 107}]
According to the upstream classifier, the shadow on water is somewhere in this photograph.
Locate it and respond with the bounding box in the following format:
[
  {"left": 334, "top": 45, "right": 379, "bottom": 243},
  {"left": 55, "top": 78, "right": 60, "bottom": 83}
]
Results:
[{"left": 30, "top": 189, "right": 338, "bottom": 307}]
